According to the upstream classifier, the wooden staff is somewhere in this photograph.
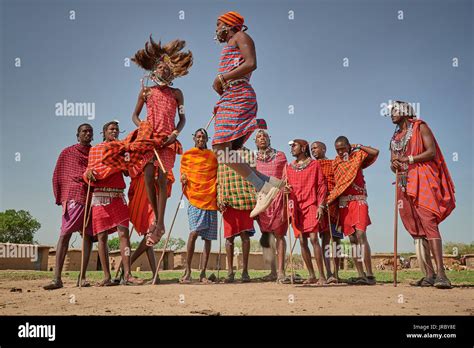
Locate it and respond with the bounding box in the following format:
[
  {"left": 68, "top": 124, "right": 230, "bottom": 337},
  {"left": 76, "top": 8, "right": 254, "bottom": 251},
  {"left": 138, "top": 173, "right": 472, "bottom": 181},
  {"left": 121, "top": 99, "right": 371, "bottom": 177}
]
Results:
[
  {"left": 216, "top": 214, "right": 223, "bottom": 283},
  {"left": 114, "top": 226, "right": 135, "bottom": 279},
  {"left": 151, "top": 191, "right": 184, "bottom": 285},
  {"left": 285, "top": 191, "right": 295, "bottom": 284},
  {"left": 79, "top": 180, "right": 92, "bottom": 288},
  {"left": 205, "top": 113, "right": 216, "bottom": 131},
  {"left": 153, "top": 148, "right": 167, "bottom": 174},
  {"left": 326, "top": 206, "right": 339, "bottom": 282},
  {"left": 394, "top": 170, "right": 399, "bottom": 287}
]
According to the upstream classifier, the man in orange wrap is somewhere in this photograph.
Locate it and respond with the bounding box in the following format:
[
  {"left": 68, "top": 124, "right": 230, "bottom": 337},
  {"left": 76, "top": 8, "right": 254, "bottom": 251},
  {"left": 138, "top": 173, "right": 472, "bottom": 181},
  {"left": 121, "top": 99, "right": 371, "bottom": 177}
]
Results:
[
  {"left": 179, "top": 129, "right": 219, "bottom": 283},
  {"left": 389, "top": 101, "right": 455, "bottom": 289},
  {"left": 327, "top": 136, "right": 379, "bottom": 286}
]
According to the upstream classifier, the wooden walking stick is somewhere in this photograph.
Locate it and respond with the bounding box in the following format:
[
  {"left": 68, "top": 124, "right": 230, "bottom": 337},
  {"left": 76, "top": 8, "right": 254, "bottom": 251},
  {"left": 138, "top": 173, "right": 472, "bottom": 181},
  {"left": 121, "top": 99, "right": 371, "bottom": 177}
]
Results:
[
  {"left": 284, "top": 238, "right": 298, "bottom": 276},
  {"left": 285, "top": 191, "right": 295, "bottom": 284},
  {"left": 151, "top": 191, "right": 185, "bottom": 285},
  {"left": 326, "top": 206, "right": 338, "bottom": 282},
  {"left": 393, "top": 170, "right": 399, "bottom": 287},
  {"left": 216, "top": 214, "right": 223, "bottom": 283},
  {"left": 79, "top": 180, "right": 92, "bottom": 288},
  {"left": 205, "top": 113, "right": 216, "bottom": 132},
  {"left": 153, "top": 149, "right": 167, "bottom": 174},
  {"left": 114, "top": 226, "right": 135, "bottom": 279}
]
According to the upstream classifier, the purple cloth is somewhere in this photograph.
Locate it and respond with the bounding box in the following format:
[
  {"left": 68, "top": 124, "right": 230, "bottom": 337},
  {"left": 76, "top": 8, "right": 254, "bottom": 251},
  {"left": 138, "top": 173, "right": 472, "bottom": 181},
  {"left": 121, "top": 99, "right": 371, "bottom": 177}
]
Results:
[{"left": 60, "top": 200, "right": 93, "bottom": 236}]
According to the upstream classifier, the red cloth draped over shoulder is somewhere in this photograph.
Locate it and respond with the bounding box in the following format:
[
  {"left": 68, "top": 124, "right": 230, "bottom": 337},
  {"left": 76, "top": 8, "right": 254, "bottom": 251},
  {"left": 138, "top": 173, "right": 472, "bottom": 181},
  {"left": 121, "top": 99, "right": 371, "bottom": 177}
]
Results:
[
  {"left": 83, "top": 142, "right": 125, "bottom": 189},
  {"left": 405, "top": 119, "right": 455, "bottom": 223},
  {"left": 328, "top": 149, "right": 376, "bottom": 204},
  {"left": 52, "top": 143, "right": 90, "bottom": 205},
  {"left": 101, "top": 121, "right": 182, "bottom": 172},
  {"left": 318, "top": 159, "right": 338, "bottom": 221}
]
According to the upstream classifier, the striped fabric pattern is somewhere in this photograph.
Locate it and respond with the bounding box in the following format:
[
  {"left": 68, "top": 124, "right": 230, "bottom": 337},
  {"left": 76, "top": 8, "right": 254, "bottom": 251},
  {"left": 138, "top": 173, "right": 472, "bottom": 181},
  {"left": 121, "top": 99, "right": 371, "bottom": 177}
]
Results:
[{"left": 212, "top": 45, "right": 258, "bottom": 145}]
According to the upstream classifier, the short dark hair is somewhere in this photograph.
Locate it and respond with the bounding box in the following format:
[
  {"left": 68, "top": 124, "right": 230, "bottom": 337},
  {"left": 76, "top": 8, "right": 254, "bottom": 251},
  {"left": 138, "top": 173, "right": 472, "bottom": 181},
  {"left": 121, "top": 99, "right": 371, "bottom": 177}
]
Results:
[
  {"left": 335, "top": 136, "right": 350, "bottom": 146},
  {"left": 194, "top": 128, "right": 209, "bottom": 149},
  {"left": 311, "top": 141, "right": 326, "bottom": 152},
  {"left": 76, "top": 123, "right": 93, "bottom": 138}
]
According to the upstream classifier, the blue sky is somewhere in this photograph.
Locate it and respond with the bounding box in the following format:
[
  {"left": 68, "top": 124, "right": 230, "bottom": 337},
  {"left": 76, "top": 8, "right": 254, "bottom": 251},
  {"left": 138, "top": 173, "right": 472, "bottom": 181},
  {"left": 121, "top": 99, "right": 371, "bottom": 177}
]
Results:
[{"left": 1, "top": 0, "right": 472, "bottom": 252}]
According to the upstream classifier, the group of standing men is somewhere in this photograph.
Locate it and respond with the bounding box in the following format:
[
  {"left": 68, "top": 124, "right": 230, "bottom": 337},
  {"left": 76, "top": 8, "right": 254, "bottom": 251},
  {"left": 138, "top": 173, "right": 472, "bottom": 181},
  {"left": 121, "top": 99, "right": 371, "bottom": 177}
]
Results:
[{"left": 44, "top": 11, "right": 455, "bottom": 290}]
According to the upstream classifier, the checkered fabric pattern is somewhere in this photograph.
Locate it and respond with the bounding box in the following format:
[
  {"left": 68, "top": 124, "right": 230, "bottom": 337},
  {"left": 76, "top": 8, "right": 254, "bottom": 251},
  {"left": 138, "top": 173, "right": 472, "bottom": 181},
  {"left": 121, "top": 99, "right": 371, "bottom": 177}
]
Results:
[
  {"left": 217, "top": 149, "right": 256, "bottom": 210},
  {"left": 187, "top": 203, "right": 218, "bottom": 240}
]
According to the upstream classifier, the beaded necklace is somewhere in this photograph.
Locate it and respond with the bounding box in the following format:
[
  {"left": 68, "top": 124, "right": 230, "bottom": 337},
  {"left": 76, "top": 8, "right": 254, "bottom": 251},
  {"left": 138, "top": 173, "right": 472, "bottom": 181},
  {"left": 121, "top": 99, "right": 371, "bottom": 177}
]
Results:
[{"left": 290, "top": 157, "right": 312, "bottom": 171}]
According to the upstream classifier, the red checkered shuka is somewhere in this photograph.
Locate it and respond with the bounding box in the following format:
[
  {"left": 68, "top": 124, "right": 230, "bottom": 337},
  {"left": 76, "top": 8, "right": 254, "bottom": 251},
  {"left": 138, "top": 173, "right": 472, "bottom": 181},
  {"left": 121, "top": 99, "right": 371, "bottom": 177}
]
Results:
[
  {"left": 327, "top": 149, "right": 369, "bottom": 204},
  {"left": 404, "top": 120, "right": 456, "bottom": 222},
  {"left": 101, "top": 121, "right": 182, "bottom": 173},
  {"left": 52, "top": 143, "right": 91, "bottom": 205}
]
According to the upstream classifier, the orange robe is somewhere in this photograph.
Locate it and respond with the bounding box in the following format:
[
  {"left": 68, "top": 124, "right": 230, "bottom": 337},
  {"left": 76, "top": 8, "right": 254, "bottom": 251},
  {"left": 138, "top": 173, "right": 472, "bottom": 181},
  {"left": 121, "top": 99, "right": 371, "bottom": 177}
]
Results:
[{"left": 180, "top": 147, "right": 218, "bottom": 211}]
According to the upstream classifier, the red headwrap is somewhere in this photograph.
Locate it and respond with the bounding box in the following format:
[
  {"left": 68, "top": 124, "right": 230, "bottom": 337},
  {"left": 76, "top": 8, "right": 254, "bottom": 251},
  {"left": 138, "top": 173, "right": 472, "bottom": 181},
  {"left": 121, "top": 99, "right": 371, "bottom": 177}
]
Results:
[{"left": 218, "top": 11, "right": 245, "bottom": 31}]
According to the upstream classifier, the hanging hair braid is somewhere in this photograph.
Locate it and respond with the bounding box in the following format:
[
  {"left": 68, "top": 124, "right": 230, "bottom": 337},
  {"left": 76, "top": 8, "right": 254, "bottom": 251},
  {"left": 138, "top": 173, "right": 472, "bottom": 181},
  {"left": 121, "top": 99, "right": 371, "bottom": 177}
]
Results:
[{"left": 131, "top": 35, "right": 193, "bottom": 79}]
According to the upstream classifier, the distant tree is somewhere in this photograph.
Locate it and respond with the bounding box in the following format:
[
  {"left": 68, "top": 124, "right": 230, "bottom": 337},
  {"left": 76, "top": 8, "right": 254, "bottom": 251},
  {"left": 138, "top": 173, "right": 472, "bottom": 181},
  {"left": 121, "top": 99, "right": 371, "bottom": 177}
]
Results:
[
  {"left": 0, "top": 209, "right": 41, "bottom": 244},
  {"left": 443, "top": 242, "right": 474, "bottom": 256},
  {"left": 107, "top": 237, "right": 143, "bottom": 251},
  {"left": 107, "top": 237, "right": 120, "bottom": 251},
  {"left": 234, "top": 239, "right": 262, "bottom": 252},
  {"left": 154, "top": 237, "right": 186, "bottom": 252}
]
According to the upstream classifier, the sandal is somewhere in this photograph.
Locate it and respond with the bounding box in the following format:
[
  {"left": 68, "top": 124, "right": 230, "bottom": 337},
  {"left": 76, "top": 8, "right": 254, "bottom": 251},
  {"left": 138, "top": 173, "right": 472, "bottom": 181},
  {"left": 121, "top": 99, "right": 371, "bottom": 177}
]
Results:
[
  {"left": 43, "top": 279, "right": 63, "bottom": 290},
  {"left": 97, "top": 279, "right": 119, "bottom": 287},
  {"left": 367, "top": 275, "right": 376, "bottom": 285},
  {"left": 434, "top": 276, "right": 453, "bottom": 289},
  {"left": 179, "top": 276, "right": 192, "bottom": 284},
  {"left": 146, "top": 227, "right": 165, "bottom": 247},
  {"left": 326, "top": 275, "right": 338, "bottom": 284},
  {"left": 354, "top": 277, "right": 370, "bottom": 285},
  {"left": 224, "top": 273, "right": 235, "bottom": 283},
  {"left": 277, "top": 276, "right": 292, "bottom": 284},
  {"left": 410, "top": 276, "right": 435, "bottom": 287},
  {"left": 316, "top": 278, "right": 327, "bottom": 286},
  {"left": 241, "top": 273, "right": 251, "bottom": 283},
  {"left": 302, "top": 278, "right": 318, "bottom": 285},
  {"left": 260, "top": 273, "right": 278, "bottom": 282},
  {"left": 76, "top": 279, "right": 91, "bottom": 287},
  {"left": 121, "top": 276, "right": 144, "bottom": 286}
]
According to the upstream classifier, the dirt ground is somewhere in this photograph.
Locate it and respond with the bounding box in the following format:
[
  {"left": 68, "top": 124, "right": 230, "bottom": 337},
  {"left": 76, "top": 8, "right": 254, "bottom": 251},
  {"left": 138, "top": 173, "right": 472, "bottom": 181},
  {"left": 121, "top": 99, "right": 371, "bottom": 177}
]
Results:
[{"left": 1, "top": 277, "right": 473, "bottom": 316}]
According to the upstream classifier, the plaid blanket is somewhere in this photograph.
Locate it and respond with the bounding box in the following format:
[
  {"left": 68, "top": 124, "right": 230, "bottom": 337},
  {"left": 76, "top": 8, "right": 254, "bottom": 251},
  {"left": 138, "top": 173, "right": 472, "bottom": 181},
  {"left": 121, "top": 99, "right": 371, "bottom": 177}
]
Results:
[
  {"left": 327, "top": 149, "right": 369, "bottom": 204},
  {"left": 217, "top": 148, "right": 256, "bottom": 210},
  {"left": 52, "top": 143, "right": 91, "bottom": 205}
]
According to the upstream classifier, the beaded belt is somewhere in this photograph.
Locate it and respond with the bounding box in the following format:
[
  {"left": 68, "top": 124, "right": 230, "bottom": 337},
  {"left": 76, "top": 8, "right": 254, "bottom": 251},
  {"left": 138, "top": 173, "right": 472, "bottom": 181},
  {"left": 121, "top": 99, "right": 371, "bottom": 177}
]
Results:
[
  {"left": 338, "top": 194, "right": 367, "bottom": 208},
  {"left": 225, "top": 78, "right": 249, "bottom": 90},
  {"left": 92, "top": 188, "right": 125, "bottom": 206}
]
